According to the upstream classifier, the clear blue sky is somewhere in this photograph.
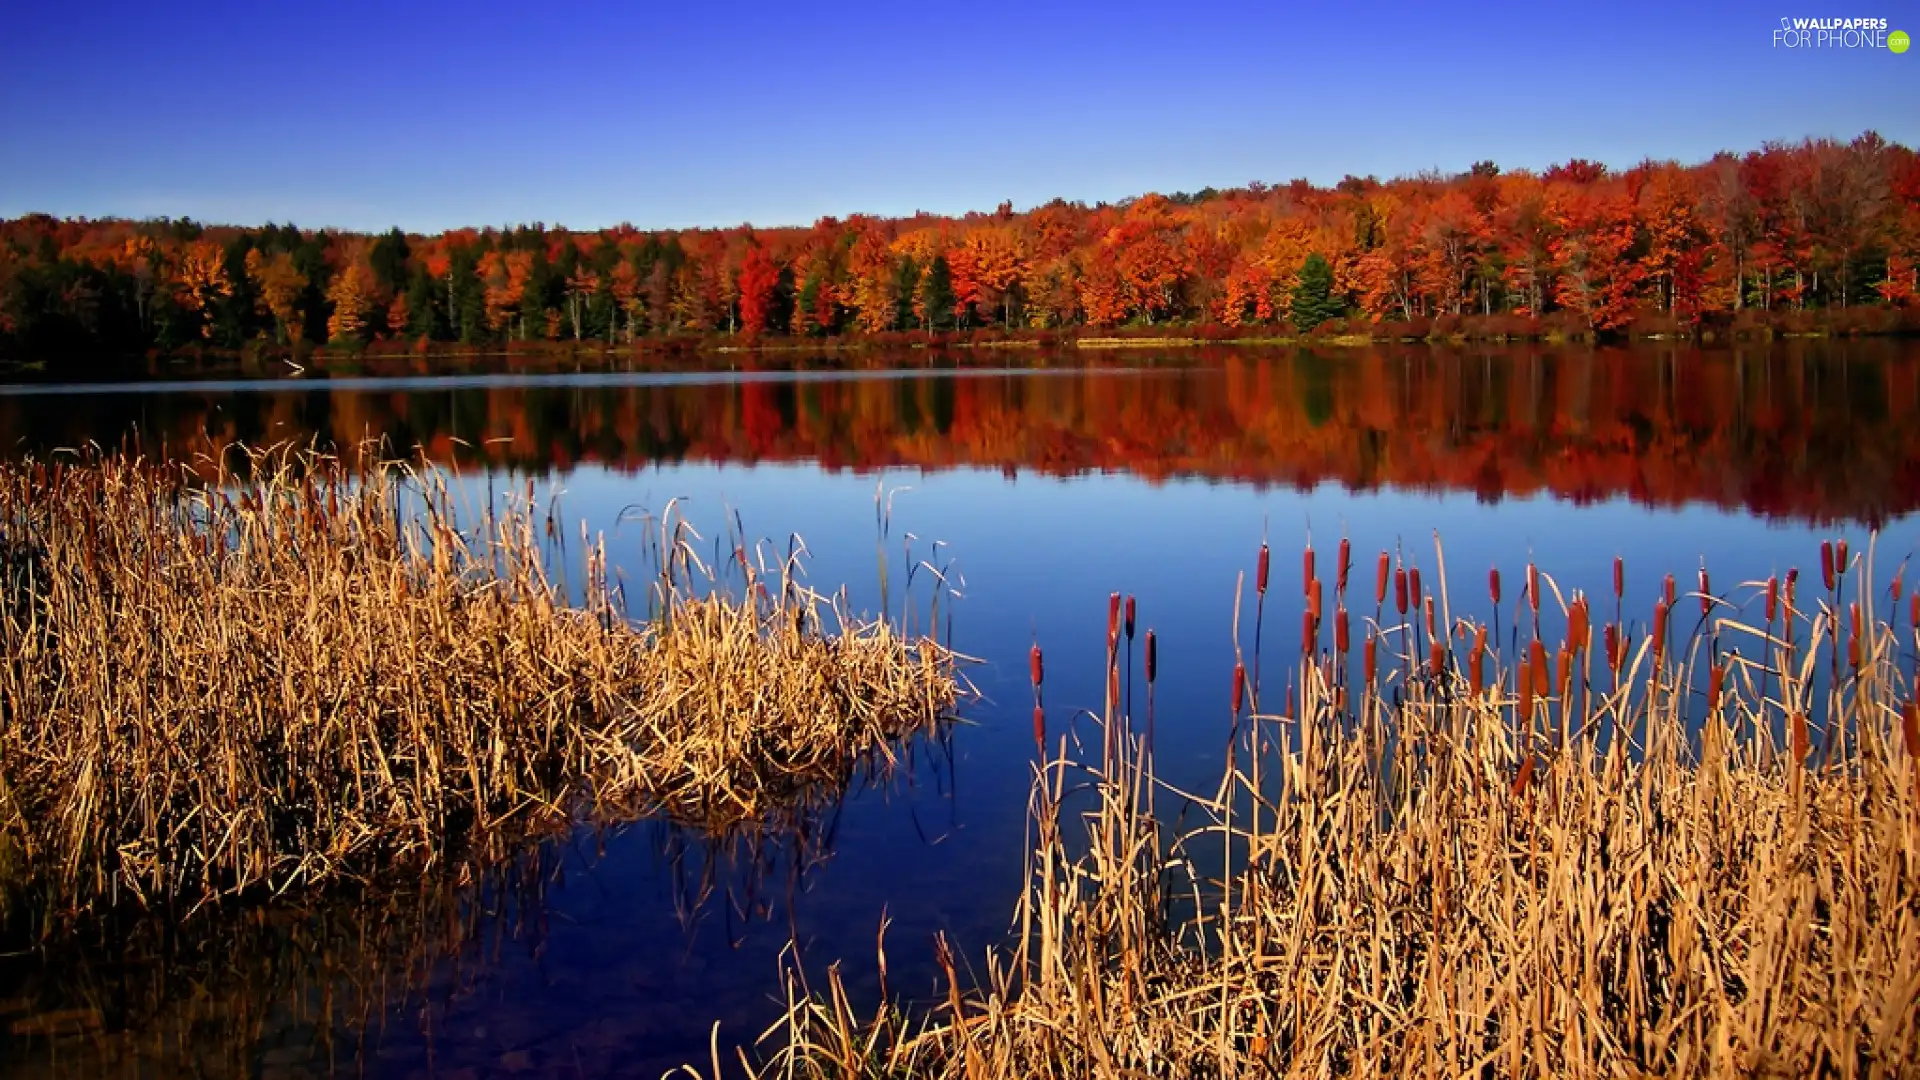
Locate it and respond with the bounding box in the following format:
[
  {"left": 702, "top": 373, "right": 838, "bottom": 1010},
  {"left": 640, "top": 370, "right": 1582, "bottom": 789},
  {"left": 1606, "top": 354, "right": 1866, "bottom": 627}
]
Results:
[{"left": 2, "top": 0, "right": 1915, "bottom": 233}]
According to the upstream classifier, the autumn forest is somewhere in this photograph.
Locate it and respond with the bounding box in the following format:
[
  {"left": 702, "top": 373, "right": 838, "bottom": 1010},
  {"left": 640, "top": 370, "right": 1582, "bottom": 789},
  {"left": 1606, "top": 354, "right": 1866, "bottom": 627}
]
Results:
[{"left": 3, "top": 133, "right": 1919, "bottom": 361}]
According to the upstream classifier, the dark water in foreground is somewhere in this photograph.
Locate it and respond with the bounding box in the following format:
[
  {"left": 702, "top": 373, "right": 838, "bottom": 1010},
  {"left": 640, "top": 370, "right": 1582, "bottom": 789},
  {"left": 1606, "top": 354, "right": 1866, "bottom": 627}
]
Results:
[{"left": 2, "top": 341, "right": 1918, "bottom": 1078}]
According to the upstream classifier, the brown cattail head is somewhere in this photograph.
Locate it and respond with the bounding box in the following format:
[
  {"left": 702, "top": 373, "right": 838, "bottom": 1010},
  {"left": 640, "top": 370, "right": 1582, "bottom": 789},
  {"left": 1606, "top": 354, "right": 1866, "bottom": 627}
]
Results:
[
  {"left": 1821, "top": 540, "right": 1835, "bottom": 591},
  {"left": 1337, "top": 538, "right": 1352, "bottom": 596},
  {"left": 1527, "top": 563, "right": 1540, "bottom": 614},
  {"left": 1604, "top": 623, "right": 1621, "bottom": 675},
  {"left": 1145, "top": 630, "right": 1158, "bottom": 683},
  {"left": 1529, "top": 639, "right": 1548, "bottom": 697},
  {"left": 1555, "top": 643, "right": 1572, "bottom": 697},
  {"left": 1766, "top": 576, "right": 1779, "bottom": 623},
  {"left": 1519, "top": 660, "right": 1535, "bottom": 724},
  {"left": 1708, "top": 663, "right": 1725, "bottom": 713},
  {"left": 1489, "top": 566, "right": 1502, "bottom": 606},
  {"left": 1309, "top": 578, "right": 1324, "bottom": 621},
  {"left": 1849, "top": 602, "right": 1862, "bottom": 670},
  {"left": 1408, "top": 567, "right": 1424, "bottom": 616},
  {"left": 1232, "top": 661, "right": 1247, "bottom": 713},
  {"left": 1902, "top": 702, "right": 1919, "bottom": 760},
  {"left": 1699, "top": 567, "right": 1712, "bottom": 618},
  {"left": 1790, "top": 710, "right": 1810, "bottom": 763},
  {"left": 1125, "top": 595, "right": 1136, "bottom": 640},
  {"left": 1893, "top": 571, "right": 1904, "bottom": 605},
  {"left": 1335, "top": 606, "right": 1351, "bottom": 652},
  {"left": 1652, "top": 600, "right": 1669, "bottom": 663},
  {"left": 1911, "top": 592, "right": 1919, "bottom": 630},
  {"left": 1430, "top": 640, "right": 1445, "bottom": 679},
  {"left": 1300, "top": 544, "right": 1313, "bottom": 597},
  {"left": 1786, "top": 567, "right": 1799, "bottom": 601},
  {"left": 1302, "top": 609, "right": 1317, "bottom": 655},
  {"left": 1613, "top": 556, "right": 1624, "bottom": 601},
  {"left": 1257, "top": 543, "right": 1271, "bottom": 595},
  {"left": 1393, "top": 566, "right": 1408, "bottom": 616},
  {"left": 1470, "top": 628, "right": 1487, "bottom": 695},
  {"left": 1108, "top": 592, "right": 1122, "bottom": 646},
  {"left": 1837, "top": 539, "right": 1849, "bottom": 577},
  {"left": 1424, "top": 595, "right": 1437, "bottom": 638},
  {"left": 1569, "top": 596, "right": 1590, "bottom": 653},
  {"left": 1364, "top": 632, "right": 1378, "bottom": 686},
  {"left": 1376, "top": 552, "right": 1390, "bottom": 606},
  {"left": 1030, "top": 644, "right": 1044, "bottom": 689},
  {"left": 1663, "top": 573, "right": 1676, "bottom": 609},
  {"left": 1033, "top": 705, "right": 1046, "bottom": 749},
  {"left": 1511, "top": 754, "right": 1536, "bottom": 800}
]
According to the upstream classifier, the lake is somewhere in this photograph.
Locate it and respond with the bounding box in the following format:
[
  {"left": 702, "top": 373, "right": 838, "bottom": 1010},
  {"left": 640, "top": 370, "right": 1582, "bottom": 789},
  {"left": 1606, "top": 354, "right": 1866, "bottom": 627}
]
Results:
[{"left": 2, "top": 339, "right": 1916, "bottom": 1077}]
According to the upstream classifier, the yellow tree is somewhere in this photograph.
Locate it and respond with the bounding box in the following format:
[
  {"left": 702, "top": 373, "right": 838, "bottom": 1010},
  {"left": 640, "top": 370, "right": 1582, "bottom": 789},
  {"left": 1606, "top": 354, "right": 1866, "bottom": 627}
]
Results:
[
  {"left": 175, "top": 239, "right": 233, "bottom": 337},
  {"left": 325, "top": 260, "right": 377, "bottom": 341},
  {"left": 243, "top": 249, "right": 306, "bottom": 343}
]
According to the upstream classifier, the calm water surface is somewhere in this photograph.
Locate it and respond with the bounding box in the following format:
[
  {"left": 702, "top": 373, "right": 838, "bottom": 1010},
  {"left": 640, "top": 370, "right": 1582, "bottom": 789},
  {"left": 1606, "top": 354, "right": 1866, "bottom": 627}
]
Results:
[{"left": 2, "top": 341, "right": 1917, "bottom": 1078}]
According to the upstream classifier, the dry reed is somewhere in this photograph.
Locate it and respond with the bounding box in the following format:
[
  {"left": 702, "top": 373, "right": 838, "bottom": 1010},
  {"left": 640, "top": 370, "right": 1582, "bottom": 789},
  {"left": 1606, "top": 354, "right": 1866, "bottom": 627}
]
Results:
[
  {"left": 723, "top": 537, "right": 1920, "bottom": 1080},
  {"left": 0, "top": 444, "right": 957, "bottom": 927}
]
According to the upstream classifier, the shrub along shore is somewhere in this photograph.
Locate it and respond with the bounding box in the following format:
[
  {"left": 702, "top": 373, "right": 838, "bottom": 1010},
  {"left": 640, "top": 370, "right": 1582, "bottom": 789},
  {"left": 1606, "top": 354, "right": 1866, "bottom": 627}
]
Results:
[
  {"left": 0, "top": 446, "right": 958, "bottom": 931},
  {"left": 725, "top": 540, "right": 1920, "bottom": 1079}
]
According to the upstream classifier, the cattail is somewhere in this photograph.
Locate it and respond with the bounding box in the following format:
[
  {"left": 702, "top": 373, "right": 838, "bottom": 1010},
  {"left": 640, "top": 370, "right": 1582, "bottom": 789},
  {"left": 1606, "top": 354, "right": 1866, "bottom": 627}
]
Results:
[
  {"left": 1790, "top": 710, "right": 1810, "bottom": 763},
  {"left": 1300, "top": 544, "right": 1313, "bottom": 597},
  {"left": 1663, "top": 573, "right": 1676, "bottom": 609},
  {"left": 1408, "top": 567, "right": 1423, "bottom": 616},
  {"left": 1395, "top": 566, "right": 1409, "bottom": 616},
  {"left": 1604, "top": 623, "right": 1621, "bottom": 675},
  {"left": 1518, "top": 659, "right": 1535, "bottom": 725},
  {"left": 1698, "top": 567, "right": 1711, "bottom": 618},
  {"left": 1335, "top": 607, "right": 1350, "bottom": 652},
  {"left": 1376, "top": 552, "right": 1390, "bottom": 606},
  {"left": 1033, "top": 705, "right": 1046, "bottom": 748},
  {"left": 1902, "top": 702, "right": 1919, "bottom": 760},
  {"left": 1893, "top": 571, "right": 1904, "bottom": 605},
  {"left": 1569, "top": 596, "right": 1590, "bottom": 653},
  {"left": 1556, "top": 644, "right": 1572, "bottom": 697},
  {"left": 1030, "top": 644, "right": 1044, "bottom": 689},
  {"left": 1613, "top": 556, "right": 1624, "bottom": 601},
  {"left": 1364, "top": 632, "right": 1378, "bottom": 685},
  {"left": 1489, "top": 567, "right": 1502, "bottom": 606},
  {"left": 1652, "top": 600, "right": 1669, "bottom": 663},
  {"left": 1424, "top": 595, "right": 1436, "bottom": 638},
  {"left": 1821, "top": 540, "right": 1835, "bottom": 591},
  {"left": 1232, "top": 661, "right": 1246, "bottom": 713},
  {"left": 1145, "top": 631, "right": 1158, "bottom": 683},
  {"left": 1302, "top": 609, "right": 1316, "bottom": 655},
  {"left": 1108, "top": 592, "right": 1121, "bottom": 645},
  {"left": 1337, "top": 538, "right": 1352, "bottom": 596},
  {"left": 1287, "top": 685, "right": 1299, "bottom": 719},
  {"left": 1849, "top": 602, "right": 1862, "bottom": 670},
  {"left": 1511, "top": 754, "right": 1535, "bottom": 800},
  {"left": 1470, "top": 628, "right": 1487, "bottom": 694},
  {"left": 1309, "top": 578, "right": 1323, "bottom": 621},
  {"left": 1786, "top": 567, "right": 1799, "bottom": 598},
  {"left": 1256, "top": 543, "right": 1271, "bottom": 595},
  {"left": 1430, "top": 640, "right": 1445, "bottom": 679},
  {"left": 1766, "top": 576, "right": 1779, "bottom": 623},
  {"left": 1529, "top": 639, "right": 1547, "bottom": 698},
  {"left": 1707, "top": 663, "right": 1725, "bottom": 713},
  {"left": 1124, "top": 595, "right": 1136, "bottom": 640},
  {"left": 1911, "top": 592, "right": 1919, "bottom": 630},
  {"left": 1527, "top": 563, "right": 1540, "bottom": 614},
  {"left": 1837, "top": 539, "right": 1849, "bottom": 576}
]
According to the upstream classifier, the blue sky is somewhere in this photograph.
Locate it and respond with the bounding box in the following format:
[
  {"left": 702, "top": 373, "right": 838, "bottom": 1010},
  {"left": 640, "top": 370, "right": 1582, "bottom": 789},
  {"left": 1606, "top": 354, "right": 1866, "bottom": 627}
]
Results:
[{"left": 2, "top": 0, "right": 1915, "bottom": 232}]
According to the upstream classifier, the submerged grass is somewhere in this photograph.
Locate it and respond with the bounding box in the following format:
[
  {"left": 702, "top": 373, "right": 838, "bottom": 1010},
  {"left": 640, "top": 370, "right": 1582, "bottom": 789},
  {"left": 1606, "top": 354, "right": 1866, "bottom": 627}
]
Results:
[
  {"left": 0, "top": 445, "right": 958, "bottom": 929},
  {"left": 729, "top": 538, "right": 1920, "bottom": 1079}
]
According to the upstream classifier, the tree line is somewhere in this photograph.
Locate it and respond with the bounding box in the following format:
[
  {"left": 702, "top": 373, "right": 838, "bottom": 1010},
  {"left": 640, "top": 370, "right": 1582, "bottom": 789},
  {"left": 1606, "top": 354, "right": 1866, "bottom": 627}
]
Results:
[{"left": 2, "top": 133, "right": 1916, "bottom": 358}]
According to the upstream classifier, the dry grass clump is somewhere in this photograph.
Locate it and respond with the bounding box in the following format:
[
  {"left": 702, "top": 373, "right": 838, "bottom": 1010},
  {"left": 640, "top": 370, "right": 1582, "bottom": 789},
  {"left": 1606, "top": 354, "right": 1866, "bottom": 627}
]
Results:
[
  {"left": 735, "top": 539, "right": 1920, "bottom": 1079},
  {"left": 0, "top": 445, "right": 957, "bottom": 927}
]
